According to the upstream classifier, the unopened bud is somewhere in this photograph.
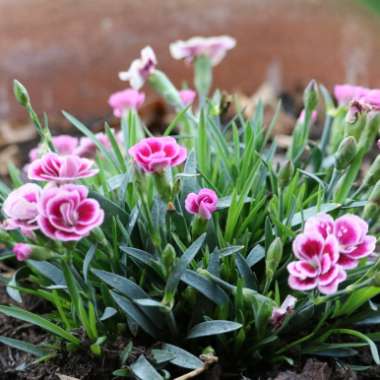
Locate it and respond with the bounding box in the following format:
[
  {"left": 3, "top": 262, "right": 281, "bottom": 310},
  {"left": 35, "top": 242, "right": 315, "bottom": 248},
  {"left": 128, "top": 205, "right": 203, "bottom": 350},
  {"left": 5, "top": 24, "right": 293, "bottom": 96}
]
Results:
[
  {"left": 335, "top": 136, "right": 357, "bottom": 171},
  {"left": 362, "top": 202, "right": 379, "bottom": 221},
  {"left": 372, "top": 272, "right": 380, "bottom": 287},
  {"left": 265, "top": 238, "right": 283, "bottom": 279},
  {"left": 162, "top": 243, "right": 176, "bottom": 273},
  {"left": 278, "top": 160, "right": 294, "bottom": 187},
  {"left": 13, "top": 80, "right": 30, "bottom": 107},
  {"left": 303, "top": 79, "right": 319, "bottom": 111},
  {"left": 363, "top": 156, "right": 380, "bottom": 188},
  {"left": 148, "top": 70, "right": 182, "bottom": 109}
]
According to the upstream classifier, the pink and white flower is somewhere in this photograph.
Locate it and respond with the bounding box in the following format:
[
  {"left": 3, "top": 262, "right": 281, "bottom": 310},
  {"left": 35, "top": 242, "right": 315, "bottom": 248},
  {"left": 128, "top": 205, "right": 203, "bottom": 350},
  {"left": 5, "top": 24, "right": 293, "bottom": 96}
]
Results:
[
  {"left": 28, "top": 153, "right": 98, "bottom": 182},
  {"left": 128, "top": 137, "right": 187, "bottom": 173},
  {"left": 179, "top": 89, "right": 196, "bottom": 107},
  {"left": 170, "top": 36, "right": 236, "bottom": 65},
  {"left": 304, "top": 213, "right": 376, "bottom": 269},
  {"left": 334, "top": 214, "right": 376, "bottom": 269},
  {"left": 185, "top": 188, "right": 218, "bottom": 220},
  {"left": 333, "top": 84, "right": 369, "bottom": 105},
  {"left": 29, "top": 135, "right": 79, "bottom": 162},
  {"left": 119, "top": 46, "right": 157, "bottom": 89},
  {"left": 108, "top": 88, "right": 145, "bottom": 117},
  {"left": 37, "top": 184, "right": 104, "bottom": 241},
  {"left": 270, "top": 295, "right": 297, "bottom": 328},
  {"left": 288, "top": 232, "right": 347, "bottom": 294},
  {"left": 12, "top": 243, "right": 32, "bottom": 261},
  {"left": 2, "top": 183, "right": 41, "bottom": 231}
]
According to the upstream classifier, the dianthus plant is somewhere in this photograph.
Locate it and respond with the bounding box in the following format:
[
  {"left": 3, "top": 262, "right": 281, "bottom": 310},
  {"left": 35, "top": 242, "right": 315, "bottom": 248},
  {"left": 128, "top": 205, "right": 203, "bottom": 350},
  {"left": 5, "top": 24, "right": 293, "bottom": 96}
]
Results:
[{"left": 1, "top": 36, "right": 380, "bottom": 378}]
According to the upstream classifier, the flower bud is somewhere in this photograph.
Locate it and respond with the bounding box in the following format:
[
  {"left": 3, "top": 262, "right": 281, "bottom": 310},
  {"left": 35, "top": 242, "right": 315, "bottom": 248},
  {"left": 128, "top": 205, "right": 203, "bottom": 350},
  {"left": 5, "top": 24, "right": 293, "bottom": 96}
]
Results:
[
  {"left": 148, "top": 70, "right": 182, "bottom": 109},
  {"left": 358, "top": 113, "right": 380, "bottom": 152},
  {"left": 372, "top": 272, "right": 380, "bottom": 287},
  {"left": 278, "top": 160, "right": 294, "bottom": 187},
  {"left": 303, "top": 80, "right": 319, "bottom": 111},
  {"left": 363, "top": 156, "right": 380, "bottom": 188},
  {"left": 12, "top": 243, "right": 32, "bottom": 261},
  {"left": 362, "top": 202, "right": 379, "bottom": 221},
  {"left": 13, "top": 80, "right": 30, "bottom": 107},
  {"left": 265, "top": 238, "right": 283, "bottom": 281},
  {"left": 162, "top": 243, "right": 176, "bottom": 273},
  {"left": 12, "top": 243, "right": 55, "bottom": 261},
  {"left": 369, "top": 181, "right": 380, "bottom": 205},
  {"left": 335, "top": 136, "right": 357, "bottom": 171}
]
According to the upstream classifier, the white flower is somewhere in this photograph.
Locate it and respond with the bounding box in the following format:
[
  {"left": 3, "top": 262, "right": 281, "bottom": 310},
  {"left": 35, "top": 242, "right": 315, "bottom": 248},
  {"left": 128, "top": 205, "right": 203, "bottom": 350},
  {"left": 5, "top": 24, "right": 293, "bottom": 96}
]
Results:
[
  {"left": 119, "top": 46, "right": 157, "bottom": 89},
  {"left": 169, "top": 35, "right": 236, "bottom": 65}
]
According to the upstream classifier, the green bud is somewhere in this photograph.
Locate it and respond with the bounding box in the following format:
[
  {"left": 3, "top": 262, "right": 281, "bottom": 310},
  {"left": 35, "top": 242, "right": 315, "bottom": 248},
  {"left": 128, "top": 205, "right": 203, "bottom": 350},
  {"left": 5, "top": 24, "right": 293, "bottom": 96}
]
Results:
[
  {"left": 362, "top": 202, "right": 379, "bottom": 221},
  {"left": 265, "top": 238, "right": 283, "bottom": 280},
  {"left": 22, "top": 245, "right": 56, "bottom": 261},
  {"left": 369, "top": 181, "right": 380, "bottom": 205},
  {"left": 148, "top": 70, "right": 182, "bottom": 109},
  {"left": 335, "top": 136, "right": 357, "bottom": 171},
  {"left": 372, "top": 272, "right": 380, "bottom": 287},
  {"left": 363, "top": 156, "right": 380, "bottom": 188},
  {"left": 13, "top": 79, "right": 30, "bottom": 107},
  {"left": 162, "top": 243, "right": 176, "bottom": 273},
  {"left": 303, "top": 79, "right": 319, "bottom": 111},
  {"left": 92, "top": 227, "right": 108, "bottom": 247},
  {"left": 278, "top": 160, "right": 294, "bottom": 187},
  {"left": 358, "top": 113, "right": 380, "bottom": 152}
]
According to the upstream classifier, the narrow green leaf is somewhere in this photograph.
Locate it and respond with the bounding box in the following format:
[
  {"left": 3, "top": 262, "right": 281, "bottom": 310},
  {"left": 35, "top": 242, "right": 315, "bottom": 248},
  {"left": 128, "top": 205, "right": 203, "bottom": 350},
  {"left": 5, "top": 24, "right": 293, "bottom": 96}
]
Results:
[
  {"left": 0, "top": 336, "right": 47, "bottom": 357},
  {"left": 111, "top": 292, "right": 158, "bottom": 338},
  {"left": 181, "top": 270, "right": 229, "bottom": 305},
  {"left": 130, "top": 355, "right": 163, "bottom": 380},
  {"left": 159, "top": 343, "right": 203, "bottom": 369},
  {"left": 165, "top": 234, "right": 206, "bottom": 295},
  {"left": 0, "top": 305, "right": 80, "bottom": 344},
  {"left": 187, "top": 320, "right": 242, "bottom": 339}
]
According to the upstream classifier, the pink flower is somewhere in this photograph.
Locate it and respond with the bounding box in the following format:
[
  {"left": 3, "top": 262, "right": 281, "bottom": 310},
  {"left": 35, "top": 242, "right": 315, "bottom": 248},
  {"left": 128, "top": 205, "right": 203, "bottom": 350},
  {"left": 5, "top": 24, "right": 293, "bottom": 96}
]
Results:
[
  {"left": 270, "top": 295, "right": 297, "bottom": 328},
  {"left": 37, "top": 184, "right": 104, "bottom": 241},
  {"left": 75, "top": 132, "right": 119, "bottom": 159},
  {"left": 128, "top": 137, "right": 187, "bottom": 173},
  {"left": 29, "top": 135, "right": 79, "bottom": 161},
  {"left": 119, "top": 46, "right": 157, "bottom": 89},
  {"left": 179, "top": 89, "right": 196, "bottom": 107},
  {"left": 185, "top": 188, "right": 218, "bottom": 220},
  {"left": 108, "top": 89, "right": 145, "bottom": 117},
  {"left": 305, "top": 213, "right": 376, "bottom": 269},
  {"left": 298, "top": 109, "right": 318, "bottom": 124},
  {"left": 288, "top": 232, "right": 347, "bottom": 294},
  {"left": 333, "top": 84, "right": 369, "bottom": 105},
  {"left": 28, "top": 153, "right": 98, "bottom": 182},
  {"left": 2, "top": 183, "right": 41, "bottom": 231},
  {"left": 170, "top": 36, "right": 236, "bottom": 65},
  {"left": 334, "top": 214, "right": 376, "bottom": 269},
  {"left": 362, "top": 89, "right": 380, "bottom": 111},
  {"left": 12, "top": 243, "right": 32, "bottom": 261},
  {"left": 304, "top": 213, "right": 335, "bottom": 239}
]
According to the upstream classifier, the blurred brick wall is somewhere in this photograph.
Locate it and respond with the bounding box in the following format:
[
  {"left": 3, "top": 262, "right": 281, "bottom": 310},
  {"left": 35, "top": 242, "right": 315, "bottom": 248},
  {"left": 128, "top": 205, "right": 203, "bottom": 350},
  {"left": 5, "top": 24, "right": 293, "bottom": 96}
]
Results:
[{"left": 1, "top": 0, "right": 380, "bottom": 126}]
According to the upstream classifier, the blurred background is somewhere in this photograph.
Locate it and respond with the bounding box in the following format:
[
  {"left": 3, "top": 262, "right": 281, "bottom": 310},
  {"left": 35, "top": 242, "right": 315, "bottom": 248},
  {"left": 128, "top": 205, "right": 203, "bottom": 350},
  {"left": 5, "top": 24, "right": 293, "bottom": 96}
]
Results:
[{"left": 1, "top": 0, "right": 380, "bottom": 172}]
